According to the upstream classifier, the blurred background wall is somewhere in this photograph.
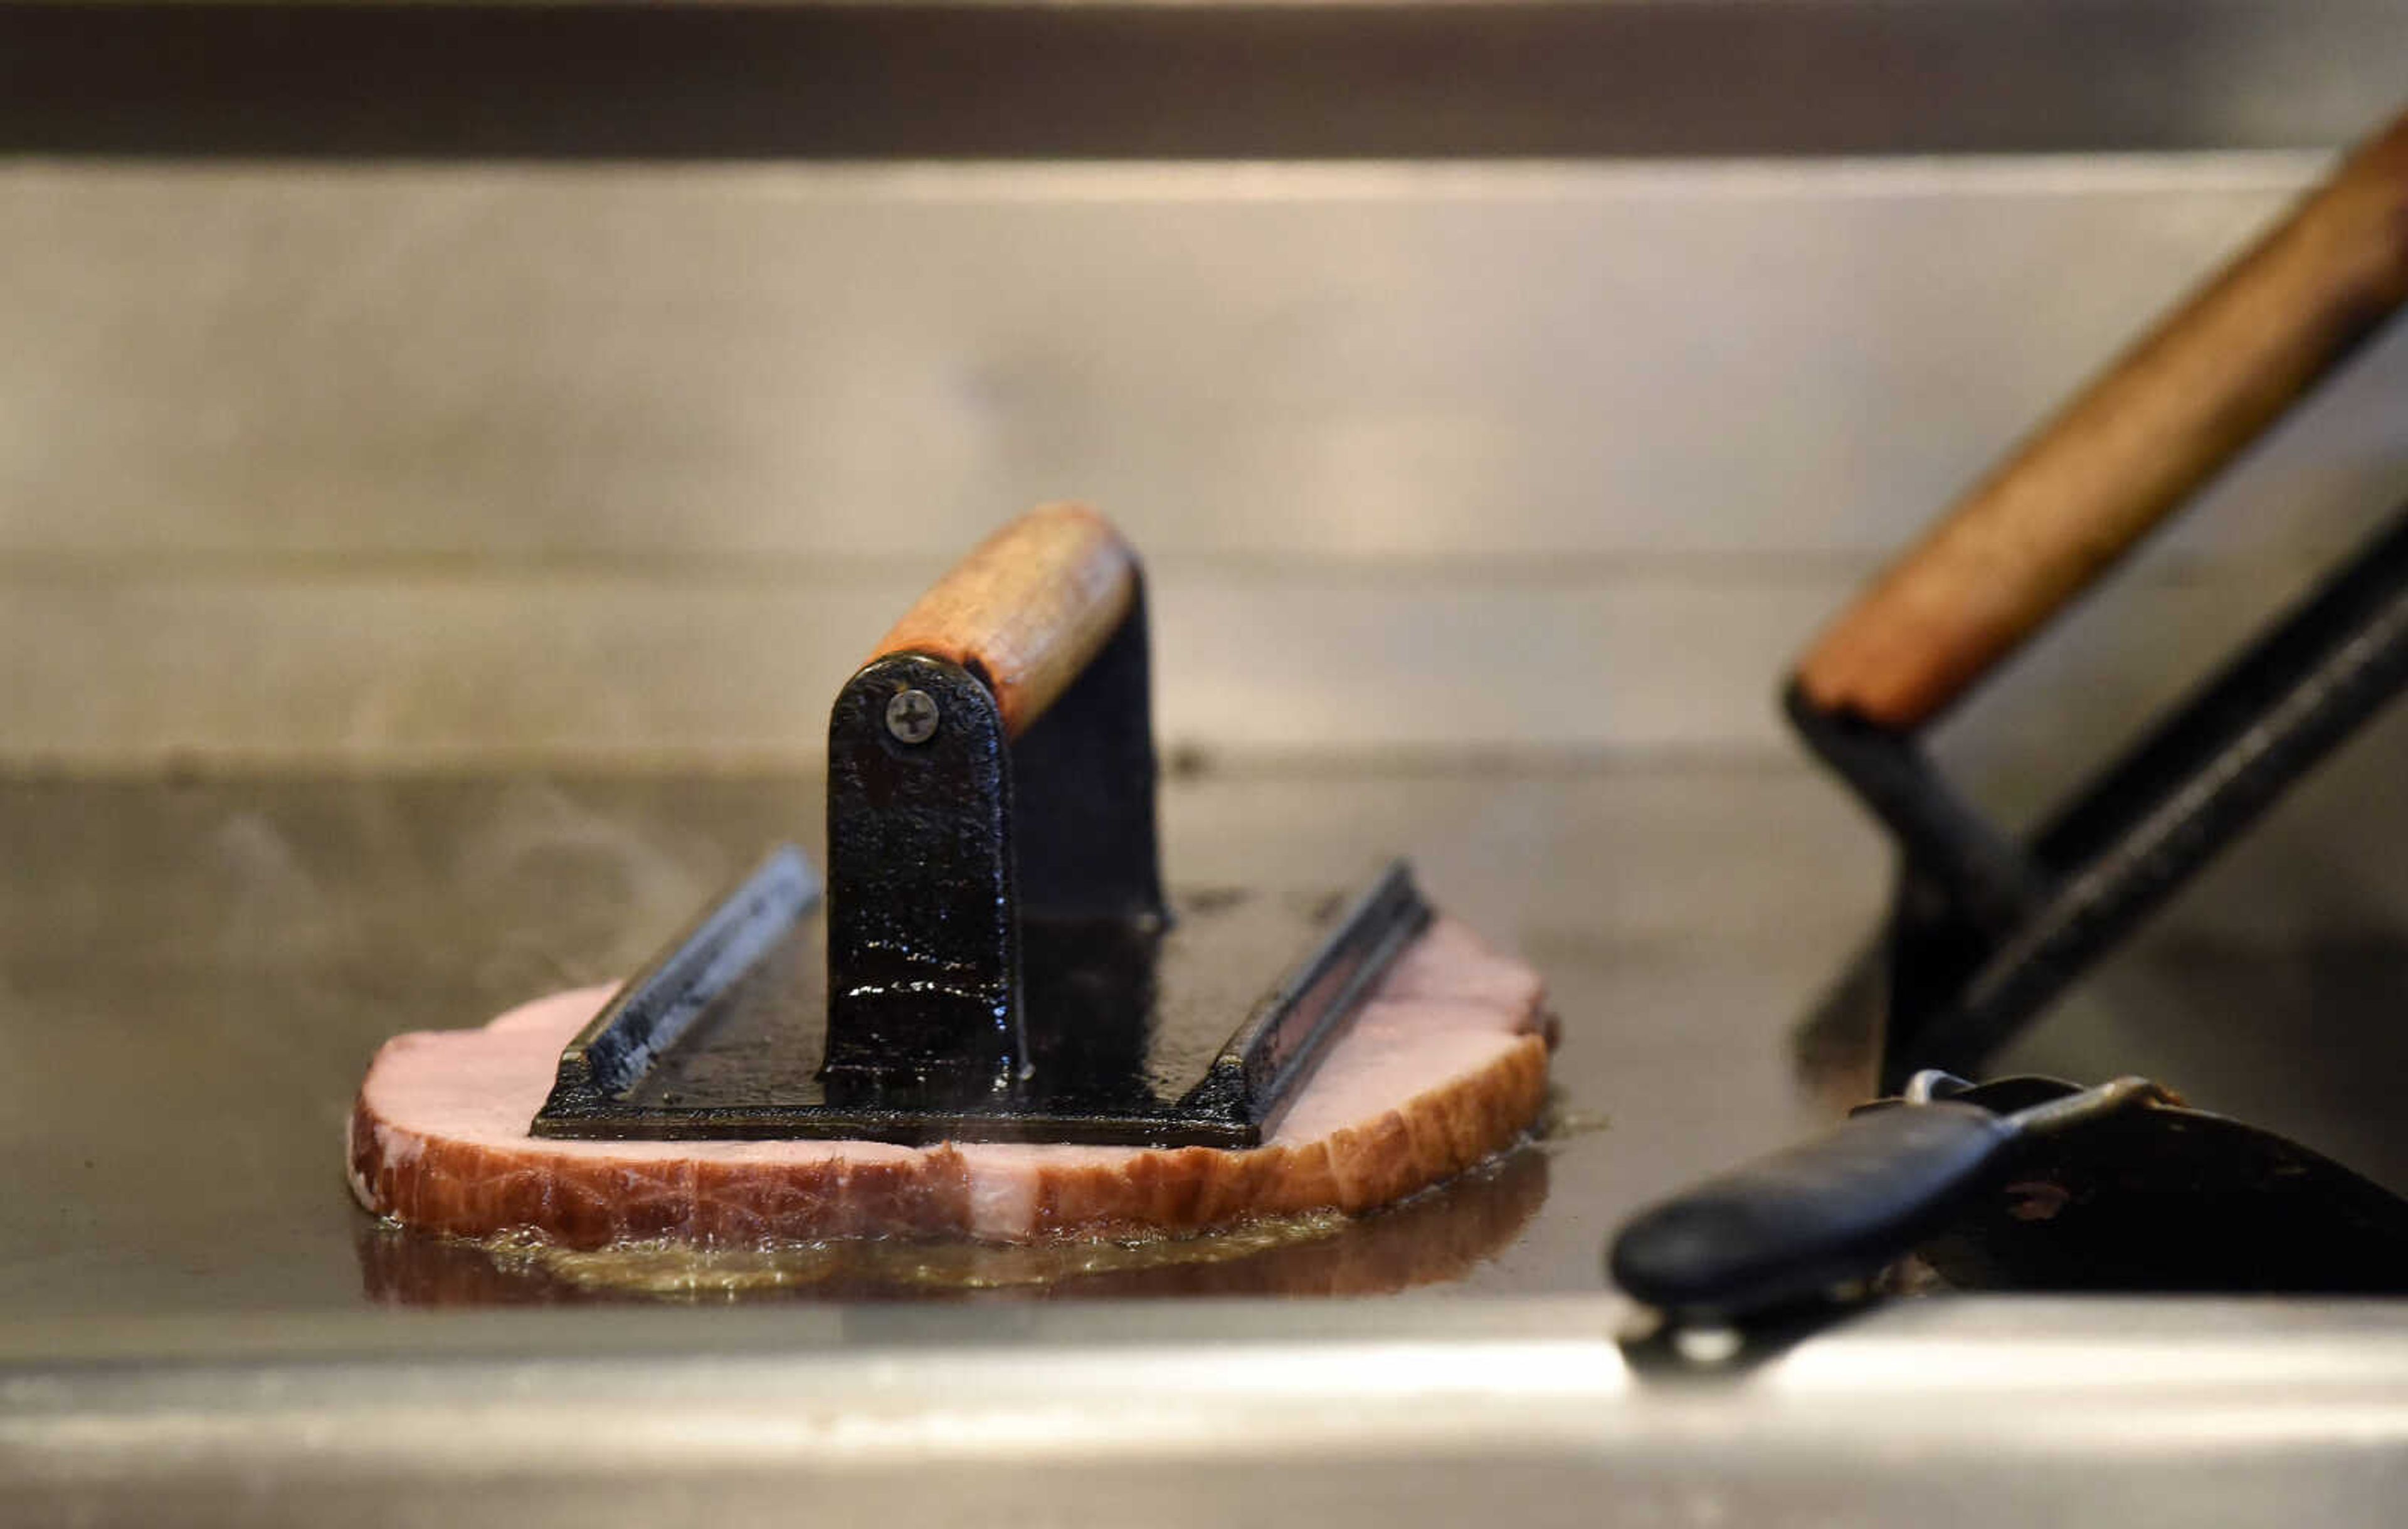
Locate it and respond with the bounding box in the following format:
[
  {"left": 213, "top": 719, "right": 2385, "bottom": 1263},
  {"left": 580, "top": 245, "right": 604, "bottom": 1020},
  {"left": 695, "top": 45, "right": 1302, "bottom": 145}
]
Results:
[{"left": 3, "top": 0, "right": 2406, "bottom": 792}]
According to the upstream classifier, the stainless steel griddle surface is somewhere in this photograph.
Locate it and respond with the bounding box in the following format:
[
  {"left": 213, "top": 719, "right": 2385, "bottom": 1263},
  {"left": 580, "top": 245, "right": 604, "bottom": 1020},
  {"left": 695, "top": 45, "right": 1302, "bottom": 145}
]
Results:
[{"left": 8, "top": 760, "right": 2408, "bottom": 1318}]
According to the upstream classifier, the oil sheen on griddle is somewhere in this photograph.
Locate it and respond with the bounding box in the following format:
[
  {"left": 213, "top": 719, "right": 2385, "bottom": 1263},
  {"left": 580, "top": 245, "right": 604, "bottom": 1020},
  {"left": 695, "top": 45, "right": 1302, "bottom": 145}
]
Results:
[{"left": 359, "top": 1148, "right": 1549, "bottom": 1305}]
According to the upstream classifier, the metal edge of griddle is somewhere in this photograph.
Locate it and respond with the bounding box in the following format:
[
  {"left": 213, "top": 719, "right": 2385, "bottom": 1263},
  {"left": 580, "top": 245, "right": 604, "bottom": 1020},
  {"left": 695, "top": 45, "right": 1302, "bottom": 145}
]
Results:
[
  {"left": 530, "top": 845, "right": 821, "bottom": 1133},
  {"left": 530, "top": 856, "right": 1432, "bottom": 1148}
]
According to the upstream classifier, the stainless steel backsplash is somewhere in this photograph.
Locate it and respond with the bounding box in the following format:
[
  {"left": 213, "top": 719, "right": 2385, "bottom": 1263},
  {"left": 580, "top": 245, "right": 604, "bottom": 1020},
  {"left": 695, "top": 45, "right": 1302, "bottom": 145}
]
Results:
[{"left": 4, "top": 2, "right": 2405, "bottom": 780}]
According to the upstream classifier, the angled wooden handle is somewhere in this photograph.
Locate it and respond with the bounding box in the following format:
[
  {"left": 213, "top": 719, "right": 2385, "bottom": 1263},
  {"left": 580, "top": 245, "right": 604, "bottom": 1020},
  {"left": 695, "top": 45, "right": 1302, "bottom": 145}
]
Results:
[
  {"left": 1796, "top": 106, "right": 2408, "bottom": 731},
  {"left": 872, "top": 503, "right": 1139, "bottom": 738}
]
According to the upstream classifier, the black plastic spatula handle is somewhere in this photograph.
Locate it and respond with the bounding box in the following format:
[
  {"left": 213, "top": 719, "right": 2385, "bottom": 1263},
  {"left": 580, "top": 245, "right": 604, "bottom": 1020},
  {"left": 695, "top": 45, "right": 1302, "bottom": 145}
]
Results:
[{"left": 1610, "top": 1103, "right": 2021, "bottom": 1318}]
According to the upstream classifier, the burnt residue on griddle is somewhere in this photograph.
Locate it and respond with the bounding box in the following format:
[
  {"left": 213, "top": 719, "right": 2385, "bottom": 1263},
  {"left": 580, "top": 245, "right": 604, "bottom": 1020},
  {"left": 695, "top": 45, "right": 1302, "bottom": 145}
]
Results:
[{"left": 355, "top": 1142, "right": 1549, "bottom": 1306}]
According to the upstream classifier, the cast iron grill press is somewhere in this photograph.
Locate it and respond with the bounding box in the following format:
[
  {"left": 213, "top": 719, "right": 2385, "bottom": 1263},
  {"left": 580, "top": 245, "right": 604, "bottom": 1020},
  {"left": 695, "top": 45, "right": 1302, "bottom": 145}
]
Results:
[
  {"left": 1787, "top": 105, "right": 2408, "bottom": 1090},
  {"left": 533, "top": 505, "right": 1431, "bottom": 1147}
]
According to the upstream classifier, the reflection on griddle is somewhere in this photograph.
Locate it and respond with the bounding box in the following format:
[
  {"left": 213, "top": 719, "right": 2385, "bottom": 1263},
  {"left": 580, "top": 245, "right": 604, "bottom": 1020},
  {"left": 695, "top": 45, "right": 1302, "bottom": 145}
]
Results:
[{"left": 357, "top": 1145, "right": 1548, "bottom": 1304}]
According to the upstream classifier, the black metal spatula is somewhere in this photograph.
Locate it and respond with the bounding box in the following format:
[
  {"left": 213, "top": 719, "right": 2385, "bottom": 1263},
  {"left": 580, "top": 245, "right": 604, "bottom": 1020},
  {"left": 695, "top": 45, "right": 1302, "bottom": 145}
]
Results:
[{"left": 1611, "top": 1072, "right": 2408, "bottom": 1321}]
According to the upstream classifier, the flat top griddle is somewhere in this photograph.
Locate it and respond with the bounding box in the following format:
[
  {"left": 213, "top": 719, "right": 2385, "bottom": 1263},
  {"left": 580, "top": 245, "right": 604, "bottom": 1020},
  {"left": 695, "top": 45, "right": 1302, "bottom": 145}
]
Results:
[
  {"left": 8, "top": 761, "right": 2408, "bottom": 1318},
  {"left": 14, "top": 765, "right": 2408, "bottom": 1526},
  {"left": 4, "top": 766, "right": 1832, "bottom": 1317}
]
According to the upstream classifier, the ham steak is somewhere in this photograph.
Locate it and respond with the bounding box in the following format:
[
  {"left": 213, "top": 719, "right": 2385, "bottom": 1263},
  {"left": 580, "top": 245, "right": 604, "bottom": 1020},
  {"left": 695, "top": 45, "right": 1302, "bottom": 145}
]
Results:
[{"left": 349, "top": 917, "right": 1553, "bottom": 1248}]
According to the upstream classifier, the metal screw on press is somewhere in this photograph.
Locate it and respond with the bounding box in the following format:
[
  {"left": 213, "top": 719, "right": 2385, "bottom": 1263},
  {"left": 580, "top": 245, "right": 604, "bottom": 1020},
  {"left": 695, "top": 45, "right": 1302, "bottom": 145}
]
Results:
[{"left": 885, "top": 688, "right": 939, "bottom": 744}]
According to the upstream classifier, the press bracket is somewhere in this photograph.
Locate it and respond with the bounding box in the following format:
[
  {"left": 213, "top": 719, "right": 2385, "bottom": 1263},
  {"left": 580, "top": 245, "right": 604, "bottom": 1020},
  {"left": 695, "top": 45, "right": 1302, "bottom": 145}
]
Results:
[{"left": 821, "top": 585, "right": 1164, "bottom": 1106}]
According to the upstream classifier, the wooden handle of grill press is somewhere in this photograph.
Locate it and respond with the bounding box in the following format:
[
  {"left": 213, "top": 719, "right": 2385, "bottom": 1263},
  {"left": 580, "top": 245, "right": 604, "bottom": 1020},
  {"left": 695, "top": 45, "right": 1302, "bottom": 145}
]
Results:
[
  {"left": 872, "top": 503, "right": 1139, "bottom": 738},
  {"left": 1794, "top": 107, "right": 2408, "bottom": 732}
]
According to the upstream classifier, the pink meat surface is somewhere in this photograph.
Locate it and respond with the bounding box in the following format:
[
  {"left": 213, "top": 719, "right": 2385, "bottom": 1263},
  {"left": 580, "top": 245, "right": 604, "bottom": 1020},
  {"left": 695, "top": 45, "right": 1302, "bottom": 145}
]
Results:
[{"left": 349, "top": 916, "right": 1552, "bottom": 1246}]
